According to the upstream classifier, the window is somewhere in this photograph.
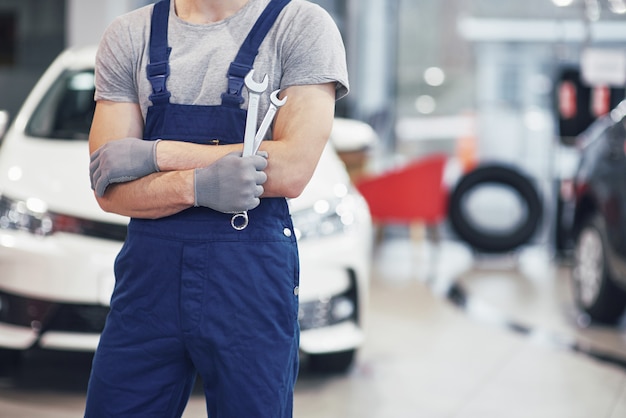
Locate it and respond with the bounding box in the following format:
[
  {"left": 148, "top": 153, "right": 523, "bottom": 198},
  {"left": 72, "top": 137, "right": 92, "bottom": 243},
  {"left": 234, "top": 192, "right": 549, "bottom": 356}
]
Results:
[
  {"left": 26, "top": 70, "right": 96, "bottom": 140},
  {"left": 0, "top": 13, "right": 17, "bottom": 66}
]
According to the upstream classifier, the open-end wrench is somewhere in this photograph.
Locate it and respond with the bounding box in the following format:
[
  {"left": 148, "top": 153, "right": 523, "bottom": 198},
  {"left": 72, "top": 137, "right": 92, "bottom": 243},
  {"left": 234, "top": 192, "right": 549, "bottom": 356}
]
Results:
[
  {"left": 242, "top": 70, "right": 269, "bottom": 157},
  {"left": 252, "top": 89, "right": 287, "bottom": 155},
  {"left": 231, "top": 70, "right": 268, "bottom": 231}
]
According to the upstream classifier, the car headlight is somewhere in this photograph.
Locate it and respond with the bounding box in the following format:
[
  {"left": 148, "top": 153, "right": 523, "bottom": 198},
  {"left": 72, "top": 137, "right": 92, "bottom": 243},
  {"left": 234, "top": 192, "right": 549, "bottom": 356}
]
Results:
[
  {"left": 0, "top": 194, "right": 127, "bottom": 241},
  {"left": 0, "top": 195, "right": 53, "bottom": 236},
  {"left": 291, "top": 185, "right": 362, "bottom": 241}
]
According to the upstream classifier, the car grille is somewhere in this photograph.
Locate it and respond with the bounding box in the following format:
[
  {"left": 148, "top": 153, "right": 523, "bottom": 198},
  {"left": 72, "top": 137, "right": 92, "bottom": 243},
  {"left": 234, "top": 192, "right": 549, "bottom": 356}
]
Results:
[
  {"left": 299, "top": 298, "right": 334, "bottom": 330},
  {"left": 45, "top": 303, "right": 110, "bottom": 333},
  {"left": 298, "top": 288, "right": 358, "bottom": 331},
  {"left": 0, "top": 272, "right": 360, "bottom": 341},
  {"left": 0, "top": 290, "right": 109, "bottom": 333}
]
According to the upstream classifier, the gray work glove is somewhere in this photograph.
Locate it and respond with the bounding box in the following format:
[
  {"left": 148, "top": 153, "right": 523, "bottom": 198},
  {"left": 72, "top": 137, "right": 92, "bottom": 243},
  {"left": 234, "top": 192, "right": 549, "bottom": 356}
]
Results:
[
  {"left": 194, "top": 151, "right": 268, "bottom": 213},
  {"left": 90, "top": 138, "right": 160, "bottom": 197}
]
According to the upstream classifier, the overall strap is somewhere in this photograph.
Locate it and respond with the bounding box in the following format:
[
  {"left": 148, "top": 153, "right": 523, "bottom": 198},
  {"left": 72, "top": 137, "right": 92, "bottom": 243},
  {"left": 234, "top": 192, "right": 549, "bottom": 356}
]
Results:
[
  {"left": 221, "top": 0, "right": 291, "bottom": 107},
  {"left": 147, "top": 0, "right": 172, "bottom": 105}
]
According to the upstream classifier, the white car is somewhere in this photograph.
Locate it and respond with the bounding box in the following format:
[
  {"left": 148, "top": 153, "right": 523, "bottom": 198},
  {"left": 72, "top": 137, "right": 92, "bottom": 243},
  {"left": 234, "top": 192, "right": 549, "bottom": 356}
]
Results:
[{"left": 0, "top": 46, "right": 373, "bottom": 373}]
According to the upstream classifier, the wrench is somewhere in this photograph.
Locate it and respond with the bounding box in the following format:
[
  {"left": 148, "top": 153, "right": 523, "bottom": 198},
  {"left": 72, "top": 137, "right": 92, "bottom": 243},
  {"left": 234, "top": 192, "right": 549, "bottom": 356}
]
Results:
[
  {"left": 252, "top": 89, "right": 287, "bottom": 155},
  {"left": 231, "top": 70, "right": 268, "bottom": 231},
  {"left": 242, "top": 70, "right": 269, "bottom": 157}
]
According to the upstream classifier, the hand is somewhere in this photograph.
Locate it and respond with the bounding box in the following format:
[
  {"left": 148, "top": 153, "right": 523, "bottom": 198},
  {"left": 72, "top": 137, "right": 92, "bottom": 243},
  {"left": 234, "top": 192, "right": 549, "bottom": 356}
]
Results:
[
  {"left": 194, "top": 151, "right": 268, "bottom": 213},
  {"left": 90, "top": 138, "right": 160, "bottom": 197}
]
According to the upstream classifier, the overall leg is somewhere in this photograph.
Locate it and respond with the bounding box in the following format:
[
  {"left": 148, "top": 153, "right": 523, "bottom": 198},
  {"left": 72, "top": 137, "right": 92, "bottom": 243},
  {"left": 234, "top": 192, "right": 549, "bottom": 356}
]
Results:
[
  {"left": 187, "top": 239, "right": 300, "bottom": 418},
  {"left": 85, "top": 233, "right": 196, "bottom": 418}
]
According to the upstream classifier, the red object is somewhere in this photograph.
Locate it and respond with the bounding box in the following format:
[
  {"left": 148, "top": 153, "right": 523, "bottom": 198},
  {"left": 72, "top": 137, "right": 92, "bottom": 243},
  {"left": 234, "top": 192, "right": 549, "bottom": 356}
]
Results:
[
  {"left": 355, "top": 154, "right": 448, "bottom": 225},
  {"left": 558, "top": 81, "right": 577, "bottom": 119},
  {"left": 591, "top": 85, "right": 610, "bottom": 117}
]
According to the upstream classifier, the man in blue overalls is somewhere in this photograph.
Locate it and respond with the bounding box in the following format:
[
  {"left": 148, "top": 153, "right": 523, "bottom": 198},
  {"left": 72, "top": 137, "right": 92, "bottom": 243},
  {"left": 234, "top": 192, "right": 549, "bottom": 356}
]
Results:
[{"left": 85, "top": 0, "right": 348, "bottom": 416}]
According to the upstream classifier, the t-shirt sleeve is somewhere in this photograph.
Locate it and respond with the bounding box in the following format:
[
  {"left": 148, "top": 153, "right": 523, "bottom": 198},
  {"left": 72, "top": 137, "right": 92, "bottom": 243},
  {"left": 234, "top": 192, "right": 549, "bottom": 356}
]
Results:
[
  {"left": 280, "top": 4, "right": 349, "bottom": 100},
  {"left": 94, "top": 17, "right": 140, "bottom": 104}
]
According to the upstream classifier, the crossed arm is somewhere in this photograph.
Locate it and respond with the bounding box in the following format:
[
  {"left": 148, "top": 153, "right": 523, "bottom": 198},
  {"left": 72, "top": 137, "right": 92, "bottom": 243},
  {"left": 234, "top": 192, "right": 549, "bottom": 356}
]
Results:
[{"left": 89, "top": 83, "right": 336, "bottom": 219}]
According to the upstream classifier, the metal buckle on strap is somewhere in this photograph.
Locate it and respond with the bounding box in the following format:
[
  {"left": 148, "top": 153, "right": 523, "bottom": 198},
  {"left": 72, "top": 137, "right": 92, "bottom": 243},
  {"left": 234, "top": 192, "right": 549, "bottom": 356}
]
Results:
[
  {"left": 221, "top": 62, "right": 250, "bottom": 106},
  {"left": 150, "top": 74, "right": 168, "bottom": 94}
]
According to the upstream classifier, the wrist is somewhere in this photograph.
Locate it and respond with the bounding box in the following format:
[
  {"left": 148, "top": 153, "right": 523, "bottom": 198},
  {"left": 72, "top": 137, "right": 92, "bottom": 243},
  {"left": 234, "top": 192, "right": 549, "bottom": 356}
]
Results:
[
  {"left": 153, "top": 139, "right": 162, "bottom": 172},
  {"left": 184, "top": 170, "right": 197, "bottom": 207},
  {"left": 154, "top": 139, "right": 170, "bottom": 171}
]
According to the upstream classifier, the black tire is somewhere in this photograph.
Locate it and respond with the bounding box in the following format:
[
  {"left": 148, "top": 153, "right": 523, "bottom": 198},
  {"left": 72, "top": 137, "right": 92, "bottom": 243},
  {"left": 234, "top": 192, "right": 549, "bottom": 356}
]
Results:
[
  {"left": 572, "top": 215, "right": 626, "bottom": 324},
  {"left": 308, "top": 350, "right": 356, "bottom": 374},
  {"left": 448, "top": 164, "right": 543, "bottom": 253}
]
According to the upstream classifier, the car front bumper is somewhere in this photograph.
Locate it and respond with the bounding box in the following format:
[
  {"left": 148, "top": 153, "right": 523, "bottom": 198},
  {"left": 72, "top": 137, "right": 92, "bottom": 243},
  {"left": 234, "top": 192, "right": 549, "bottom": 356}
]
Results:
[{"left": 0, "top": 231, "right": 371, "bottom": 355}]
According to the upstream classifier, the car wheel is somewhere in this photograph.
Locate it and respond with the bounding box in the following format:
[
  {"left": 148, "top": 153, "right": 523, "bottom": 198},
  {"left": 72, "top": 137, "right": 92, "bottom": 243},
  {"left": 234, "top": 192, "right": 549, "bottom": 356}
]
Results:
[
  {"left": 572, "top": 215, "right": 626, "bottom": 324},
  {"left": 448, "top": 164, "right": 543, "bottom": 253},
  {"left": 308, "top": 350, "right": 356, "bottom": 374}
]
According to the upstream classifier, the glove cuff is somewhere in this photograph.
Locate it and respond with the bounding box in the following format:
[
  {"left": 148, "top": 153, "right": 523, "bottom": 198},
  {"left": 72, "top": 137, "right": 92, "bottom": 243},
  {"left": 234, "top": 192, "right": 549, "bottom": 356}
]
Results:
[
  {"left": 192, "top": 168, "right": 200, "bottom": 207},
  {"left": 152, "top": 139, "right": 162, "bottom": 172}
]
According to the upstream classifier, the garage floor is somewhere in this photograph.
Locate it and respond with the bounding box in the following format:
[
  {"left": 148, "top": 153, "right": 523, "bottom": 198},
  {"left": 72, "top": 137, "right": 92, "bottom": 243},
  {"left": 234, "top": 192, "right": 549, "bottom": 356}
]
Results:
[
  {"left": 1, "top": 231, "right": 626, "bottom": 418},
  {"left": 289, "top": 232, "right": 626, "bottom": 418}
]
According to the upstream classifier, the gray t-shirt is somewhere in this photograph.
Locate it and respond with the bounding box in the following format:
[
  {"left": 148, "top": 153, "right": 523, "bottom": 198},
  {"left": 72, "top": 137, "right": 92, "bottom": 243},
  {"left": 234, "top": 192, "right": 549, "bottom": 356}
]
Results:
[{"left": 95, "top": 0, "right": 349, "bottom": 127}]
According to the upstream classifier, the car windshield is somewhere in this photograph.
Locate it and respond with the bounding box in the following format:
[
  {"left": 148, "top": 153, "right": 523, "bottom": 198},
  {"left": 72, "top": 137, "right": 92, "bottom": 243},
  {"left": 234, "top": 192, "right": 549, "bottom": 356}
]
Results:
[{"left": 26, "top": 69, "right": 95, "bottom": 140}]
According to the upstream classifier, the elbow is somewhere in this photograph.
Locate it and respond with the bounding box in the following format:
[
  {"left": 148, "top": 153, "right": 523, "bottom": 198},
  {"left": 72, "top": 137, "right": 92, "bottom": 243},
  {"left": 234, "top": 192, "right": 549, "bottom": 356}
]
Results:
[
  {"left": 94, "top": 190, "right": 129, "bottom": 218},
  {"left": 278, "top": 175, "right": 311, "bottom": 199},
  {"left": 282, "top": 186, "right": 304, "bottom": 199},
  {"left": 268, "top": 162, "right": 318, "bottom": 198},
  {"left": 95, "top": 194, "right": 117, "bottom": 215},
  {"left": 265, "top": 177, "right": 306, "bottom": 199}
]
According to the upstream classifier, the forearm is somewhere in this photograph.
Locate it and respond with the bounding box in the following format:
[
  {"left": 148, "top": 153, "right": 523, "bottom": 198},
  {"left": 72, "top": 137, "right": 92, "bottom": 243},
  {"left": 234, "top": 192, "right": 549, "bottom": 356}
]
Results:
[
  {"left": 154, "top": 136, "right": 318, "bottom": 200},
  {"left": 258, "top": 84, "right": 335, "bottom": 198},
  {"left": 156, "top": 140, "right": 242, "bottom": 171},
  {"left": 89, "top": 83, "right": 335, "bottom": 214},
  {"left": 96, "top": 170, "right": 195, "bottom": 219},
  {"left": 154, "top": 82, "right": 334, "bottom": 200},
  {"left": 256, "top": 140, "right": 319, "bottom": 198},
  {"left": 155, "top": 139, "right": 309, "bottom": 199}
]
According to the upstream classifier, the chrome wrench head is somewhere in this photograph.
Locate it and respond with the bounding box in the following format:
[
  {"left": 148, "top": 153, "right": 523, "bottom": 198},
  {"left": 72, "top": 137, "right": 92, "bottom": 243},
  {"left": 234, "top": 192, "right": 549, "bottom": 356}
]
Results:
[
  {"left": 244, "top": 70, "right": 269, "bottom": 94},
  {"left": 252, "top": 90, "right": 288, "bottom": 154},
  {"left": 269, "top": 89, "right": 287, "bottom": 108},
  {"left": 242, "top": 70, "right": 269, "bottom": 157}
]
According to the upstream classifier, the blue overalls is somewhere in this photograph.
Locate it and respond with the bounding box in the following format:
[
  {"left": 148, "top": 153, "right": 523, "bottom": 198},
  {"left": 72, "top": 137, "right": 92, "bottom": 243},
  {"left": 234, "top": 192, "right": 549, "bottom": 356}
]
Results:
[{"left": 85, "top": 0, "right": 299, "bottom": 416}]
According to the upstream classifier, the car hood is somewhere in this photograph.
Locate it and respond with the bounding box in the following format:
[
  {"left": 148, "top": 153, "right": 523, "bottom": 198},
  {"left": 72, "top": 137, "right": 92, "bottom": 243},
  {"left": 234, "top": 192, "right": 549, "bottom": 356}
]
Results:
[{"left": 0, "top": 135, "right": 124, "bottom": 223}]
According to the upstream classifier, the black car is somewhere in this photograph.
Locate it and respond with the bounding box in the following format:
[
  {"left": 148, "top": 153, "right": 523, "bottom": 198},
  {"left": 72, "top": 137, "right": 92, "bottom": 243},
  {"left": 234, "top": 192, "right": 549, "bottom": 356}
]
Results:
[{"left": 570, "top": 101, "right": 626, "bottom": 324}]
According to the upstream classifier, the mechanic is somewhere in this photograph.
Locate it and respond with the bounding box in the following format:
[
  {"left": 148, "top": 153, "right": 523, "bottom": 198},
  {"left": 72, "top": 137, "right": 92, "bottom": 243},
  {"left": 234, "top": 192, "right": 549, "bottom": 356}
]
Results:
[{"left": 84, "top": 0, "right": 348, "bottom": 416}]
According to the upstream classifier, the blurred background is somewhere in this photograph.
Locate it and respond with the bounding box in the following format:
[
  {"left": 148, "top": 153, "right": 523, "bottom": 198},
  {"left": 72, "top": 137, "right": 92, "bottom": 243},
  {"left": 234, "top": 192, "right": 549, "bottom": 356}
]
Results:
[
  {"left": 1, "top": 0, "right": 626, "bottom": 417},
  {"left": 2, "top": 0, "right": 624, "bottom": 236},
  {"left": 1, "top": 0, "right": 623, "bottom": 165}
]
